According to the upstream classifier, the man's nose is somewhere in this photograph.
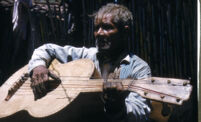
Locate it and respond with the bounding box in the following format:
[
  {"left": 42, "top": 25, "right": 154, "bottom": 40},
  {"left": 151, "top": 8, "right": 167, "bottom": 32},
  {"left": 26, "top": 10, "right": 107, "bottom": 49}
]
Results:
[{"left": 97, "top": 27, "right": 104, "bottom": 35}]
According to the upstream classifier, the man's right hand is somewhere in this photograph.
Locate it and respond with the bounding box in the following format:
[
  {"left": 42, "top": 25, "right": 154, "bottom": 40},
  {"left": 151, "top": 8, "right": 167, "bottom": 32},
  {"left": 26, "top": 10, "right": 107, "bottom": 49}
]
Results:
[{"left": 31, "top": 65, "right": 49, "bottom": 100}]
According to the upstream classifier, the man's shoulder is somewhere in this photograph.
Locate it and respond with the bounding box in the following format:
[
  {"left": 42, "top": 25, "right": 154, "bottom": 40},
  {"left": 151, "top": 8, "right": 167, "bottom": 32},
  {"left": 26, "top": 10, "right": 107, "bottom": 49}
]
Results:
[
  {"left": 85, "top": 47, "right": 97, "bottom": 51},
  {"left": 126, "top": 54, "right": 151, "bottom": 79},
  {"left": 129, "top": 54, "right": 149, "bottom": 66},
  {"left": 82, "top": 47, "right": 98, "bottom": 55}
]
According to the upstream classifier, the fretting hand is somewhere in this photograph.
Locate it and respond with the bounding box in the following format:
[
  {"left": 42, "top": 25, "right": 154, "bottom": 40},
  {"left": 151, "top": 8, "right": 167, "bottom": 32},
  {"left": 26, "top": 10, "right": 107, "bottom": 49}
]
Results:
[{"left": 102, "top": 82, "right": 129, "bottom": 116}]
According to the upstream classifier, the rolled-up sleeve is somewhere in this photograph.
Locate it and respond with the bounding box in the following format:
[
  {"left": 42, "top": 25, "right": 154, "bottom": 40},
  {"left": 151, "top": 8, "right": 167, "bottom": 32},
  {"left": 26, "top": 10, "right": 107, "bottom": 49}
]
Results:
[{"left": 28, "top": 43, "right": 89, "bottom": 73}]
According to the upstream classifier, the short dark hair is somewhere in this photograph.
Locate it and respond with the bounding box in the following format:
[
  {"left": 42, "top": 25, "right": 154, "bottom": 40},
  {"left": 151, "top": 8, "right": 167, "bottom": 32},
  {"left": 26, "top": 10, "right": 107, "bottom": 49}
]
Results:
[{"left": 94, "top": 3, "right": 133, "bottom": 30}]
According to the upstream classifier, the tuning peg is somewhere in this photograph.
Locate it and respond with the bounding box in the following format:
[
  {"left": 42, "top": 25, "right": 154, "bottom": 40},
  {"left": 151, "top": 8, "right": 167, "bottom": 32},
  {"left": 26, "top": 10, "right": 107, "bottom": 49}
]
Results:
[
  {"left": 144, "top": 91, "right": 148, "bottom": 96},
  {"left": 176, "top": 98, "right": 181, "bottom": 103},
  {"left": 167, "top": 80, "right": 171, "bottom": 84},
  {"left": 160, "top": 95, "right": 165, "bottom": 99},
  {"left": 151, "top": 78, "right": 155, "bottom": 83},
  {"left": 183, "top": 81, "right": 188, "bottom": 86}
]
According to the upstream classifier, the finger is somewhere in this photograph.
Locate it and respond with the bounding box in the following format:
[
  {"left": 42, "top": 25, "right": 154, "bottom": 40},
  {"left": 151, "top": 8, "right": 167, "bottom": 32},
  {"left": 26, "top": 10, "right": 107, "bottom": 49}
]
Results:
[
  {"left": 110, "top": 82, "right": 117, "bottom": 89},
  {"left": 39, "top": 73, "right": 47, "bottom": 92},
  {"left": 31, "top": 86, "right": 39, "bottom": 100},
  {"left": 38, "top": 83, "right": 46, "bottom": 94},
  {"left": 31, "top": 73, "right": 44, "bottom": 100},
  {"left": 31, "top": 78, "right": 36, "bottom": 88},
  {"left": 48, "top": 71, "right": 60, "bottom": 81},
  {"left": 103, "top": 82, "right": 111, "bottom": 90},
  {"left": 35, "top": 85, "right": 42, "bottom": 94},
  {"left": 31, "top": 73, "right": 38, "bottom": 83},
  {"left": 43, "top": 73, "right": 49, "bottom": 82},
  {"left": 31, "top": 76, "right": 42, "bottom": 94},
  {"left": 33, "top": 74, "right": 40, "bottom": 85},
  {"left": 116, "top": 82, "right": 124, "bottom": 91},
  {"left": 37, "top": 73, "right": 48, "bottom": 94},
  {"left": 35, "top": 75, "right": 43, "bottom": 95}
]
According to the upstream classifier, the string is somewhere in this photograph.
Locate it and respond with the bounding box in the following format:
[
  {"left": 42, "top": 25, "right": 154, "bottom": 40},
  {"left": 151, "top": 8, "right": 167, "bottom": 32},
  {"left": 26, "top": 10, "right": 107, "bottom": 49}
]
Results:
[
  {"left": 4, "top": 77, "right": 190, "bottom": 100},
  {"left": 129, "top": 85, "right": 182, "bottom": 99},
  {"left": 4, "top": 80, "right": 188, "bottom": 89},
  {"left": 5, "top": 82, "right": 188, "bottom": 98},
  {"left": 8, "top": 87, "right": 103, "bottom": 96}
]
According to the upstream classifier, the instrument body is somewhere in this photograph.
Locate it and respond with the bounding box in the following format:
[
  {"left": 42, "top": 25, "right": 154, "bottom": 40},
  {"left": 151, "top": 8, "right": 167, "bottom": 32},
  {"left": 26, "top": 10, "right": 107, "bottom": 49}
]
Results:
[{"left": 0, "top": 59, "right": 192, "bottom": 122}]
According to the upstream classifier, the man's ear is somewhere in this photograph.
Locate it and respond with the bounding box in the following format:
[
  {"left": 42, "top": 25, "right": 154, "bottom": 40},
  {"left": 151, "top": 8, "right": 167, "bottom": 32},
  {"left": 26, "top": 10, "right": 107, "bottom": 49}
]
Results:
[
  {"left": 124, "top": 25, "right": 129, "bottom": 30},
  {"left": 124, "top": 25, "right": 129, "bottom": 33},
  {"left": 123, "top": 25, "right": 130, "bottom": 35}
]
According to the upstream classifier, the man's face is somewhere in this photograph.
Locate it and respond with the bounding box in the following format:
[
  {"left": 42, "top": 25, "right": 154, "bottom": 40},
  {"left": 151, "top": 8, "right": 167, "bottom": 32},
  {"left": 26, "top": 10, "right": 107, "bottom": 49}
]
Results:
[{"left": 94, "top": 14, "right": 122, "bottom": 53}]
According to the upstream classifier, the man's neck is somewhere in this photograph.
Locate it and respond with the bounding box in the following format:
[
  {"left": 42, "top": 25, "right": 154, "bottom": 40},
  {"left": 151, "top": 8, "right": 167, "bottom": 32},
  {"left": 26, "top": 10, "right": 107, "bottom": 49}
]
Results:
[
  {"left": 97, "top": 49, "right": 128, "bottom": 79},
  {"left": 97, "top": 49, "right": 127, "bottom": 63}
]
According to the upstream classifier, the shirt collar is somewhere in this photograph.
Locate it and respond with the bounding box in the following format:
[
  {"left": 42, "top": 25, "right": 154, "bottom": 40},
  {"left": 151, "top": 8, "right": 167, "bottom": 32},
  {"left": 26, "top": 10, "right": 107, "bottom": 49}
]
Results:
[
  {"left": 120, "top": 54, "right": 130, "bottom": 64},
  {"left": 96, "top": 51, "right": 130, "bottom": 65}
]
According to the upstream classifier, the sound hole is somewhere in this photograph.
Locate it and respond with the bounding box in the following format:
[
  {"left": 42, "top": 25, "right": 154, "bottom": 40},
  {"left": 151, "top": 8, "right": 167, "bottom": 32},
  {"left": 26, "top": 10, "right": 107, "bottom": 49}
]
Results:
[{"left": 34, "top": 79, "right": 61, "bottom": 100}]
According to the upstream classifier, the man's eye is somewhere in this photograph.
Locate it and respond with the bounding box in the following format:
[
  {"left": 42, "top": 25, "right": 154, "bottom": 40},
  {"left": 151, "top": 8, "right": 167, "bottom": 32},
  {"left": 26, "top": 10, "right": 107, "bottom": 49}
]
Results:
[
  {"left": 94, "top": 26, "right": 100, "bottom": 31},
  {"left": 94, "top": 25, "right": 113, "bottom": 32},
  {"left": 103, "top": 25, "right": 113, "bottom": 30}
]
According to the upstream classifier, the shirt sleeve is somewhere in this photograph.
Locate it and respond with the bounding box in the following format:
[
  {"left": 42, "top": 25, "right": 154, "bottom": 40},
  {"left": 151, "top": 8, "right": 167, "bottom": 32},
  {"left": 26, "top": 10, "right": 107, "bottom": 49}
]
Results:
[
  {"left": 125, "top": 55, "right": 152, "bottom": 122},
  {"left": 131, "top": 55, "right": 151, "bottom": 79},
  {"left": 125, "top": 92, "right": 151, "bottom": 122},
  {"left": 28, "top": 43, "right": 92, "bottom": 73}
]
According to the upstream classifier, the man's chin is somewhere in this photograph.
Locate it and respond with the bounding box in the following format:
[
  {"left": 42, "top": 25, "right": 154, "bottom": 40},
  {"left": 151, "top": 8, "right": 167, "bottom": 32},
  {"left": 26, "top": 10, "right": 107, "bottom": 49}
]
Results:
[
  {"left": 97, "top": 46, "right": 110, "bottom": 51},
  {"left": 98, "top": 48, "right": 109, "bottom": 53}
]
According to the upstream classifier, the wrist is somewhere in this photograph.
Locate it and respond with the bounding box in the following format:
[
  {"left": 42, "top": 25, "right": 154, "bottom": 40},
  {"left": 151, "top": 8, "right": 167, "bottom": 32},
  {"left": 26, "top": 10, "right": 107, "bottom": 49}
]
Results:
[{"left": 104, "top": 101, "right": 127, "bottom": 121}]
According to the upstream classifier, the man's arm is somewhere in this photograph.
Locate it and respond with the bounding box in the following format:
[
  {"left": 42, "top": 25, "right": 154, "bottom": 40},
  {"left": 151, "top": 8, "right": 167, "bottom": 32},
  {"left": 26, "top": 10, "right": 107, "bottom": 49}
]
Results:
[
  {"left": 102, "top": 55, "right": 152, "bottom": 122},
  {"left": 28, "top": 43, "right": 90, "bottom": 73},
  {"left": 28, "top": 43, "right": 93, "bottom": 99},
  {"left": 126, "top": 55, "right": 152, "bottom": 122}
]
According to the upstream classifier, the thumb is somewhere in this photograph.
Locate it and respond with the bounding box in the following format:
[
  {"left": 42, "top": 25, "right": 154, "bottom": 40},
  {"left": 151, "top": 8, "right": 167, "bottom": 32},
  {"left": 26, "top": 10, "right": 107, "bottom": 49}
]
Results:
[{"left": 48, "top": 70, "right": 61, "bottom": 81}]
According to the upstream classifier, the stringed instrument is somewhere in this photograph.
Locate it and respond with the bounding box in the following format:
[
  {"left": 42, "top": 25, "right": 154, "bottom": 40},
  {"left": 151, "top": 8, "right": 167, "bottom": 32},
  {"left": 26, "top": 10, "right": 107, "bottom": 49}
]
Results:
[{"left": 0, "top": 59, "right": 192, "bottom": 122}]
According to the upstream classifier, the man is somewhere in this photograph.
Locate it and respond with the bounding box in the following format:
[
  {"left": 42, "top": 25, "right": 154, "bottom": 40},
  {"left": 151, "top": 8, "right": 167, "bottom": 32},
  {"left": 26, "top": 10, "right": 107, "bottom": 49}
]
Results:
[{"left": 28, "top": 3, "right": 151, "bottom": 122}]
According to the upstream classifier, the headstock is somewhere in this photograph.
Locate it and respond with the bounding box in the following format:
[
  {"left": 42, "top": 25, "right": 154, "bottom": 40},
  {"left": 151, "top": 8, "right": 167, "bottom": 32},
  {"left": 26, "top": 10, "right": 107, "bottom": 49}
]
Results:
[{"left": 128, "top": 77, "right": 192, "bottom": 105}]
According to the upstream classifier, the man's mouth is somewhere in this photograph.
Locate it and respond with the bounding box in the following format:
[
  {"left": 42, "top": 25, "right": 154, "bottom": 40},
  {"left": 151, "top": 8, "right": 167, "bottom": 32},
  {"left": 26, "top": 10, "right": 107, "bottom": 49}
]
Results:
[{"left": 96, "top": 38, "right": 111, "bottom": 50}]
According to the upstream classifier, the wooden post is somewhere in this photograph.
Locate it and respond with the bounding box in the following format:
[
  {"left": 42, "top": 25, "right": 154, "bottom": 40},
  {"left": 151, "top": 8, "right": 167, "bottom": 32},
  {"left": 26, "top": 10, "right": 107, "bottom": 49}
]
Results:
[{"left": 197, "top": 0, "right": 201, "bottom": 122}]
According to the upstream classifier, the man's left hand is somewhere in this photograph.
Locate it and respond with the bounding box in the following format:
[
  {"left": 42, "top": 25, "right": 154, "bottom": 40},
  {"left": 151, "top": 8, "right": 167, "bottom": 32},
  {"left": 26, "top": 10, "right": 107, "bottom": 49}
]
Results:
[{"left": 102, "top": 82, "right": 129, "bottom": 115}]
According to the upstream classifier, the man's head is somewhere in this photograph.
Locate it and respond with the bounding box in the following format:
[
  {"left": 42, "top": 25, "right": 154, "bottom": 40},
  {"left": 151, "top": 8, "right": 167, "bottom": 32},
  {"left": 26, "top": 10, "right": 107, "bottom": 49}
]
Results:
[{"left": 93, "top": 3, "right": 133, "bottom": 53}]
